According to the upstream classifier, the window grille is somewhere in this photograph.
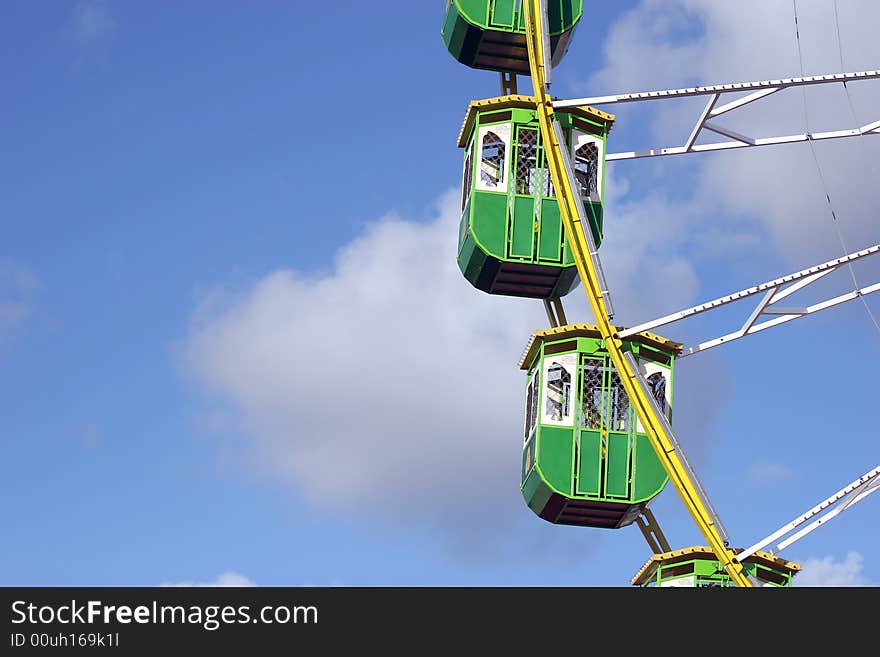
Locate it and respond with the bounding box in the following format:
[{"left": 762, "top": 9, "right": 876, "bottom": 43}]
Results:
[
  {"left": 608, "top": 370, "right": 630, "bottom": 431},
  {"left": 524, "top": 374, "right": 539, "bottom": 443},
  {"left": 581, "top": 360, "right": 603, "bottom": 429},
  {"left": 516, "top": 128, "right": 538, "bottom": 195},
  {"left": 575, "top": 141, "right": 599, "bottom": 199},
  {"left": 647, "top": 372, "right": 668, "bottom": 416},
  {"left": 480, "top": 131, "right": 506, "bottom": 189},
  {"left": 461, "top": 145, "right": 473, "bottom": 211},
  {"left": 545, "top": 362, "right": 572, "bottom": 422}
]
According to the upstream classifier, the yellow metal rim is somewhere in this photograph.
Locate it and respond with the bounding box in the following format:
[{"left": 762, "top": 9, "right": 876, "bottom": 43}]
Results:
[{"left": 522, "top": 0, "right": 753, "bottom": 587}]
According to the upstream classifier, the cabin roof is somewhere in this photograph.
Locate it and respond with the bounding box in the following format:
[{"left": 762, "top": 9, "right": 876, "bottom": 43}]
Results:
[
  {"left": 631, "top": 545, "right": 802, "bottom": 586},
  {"left": 457, "top": 95, "right": 616, "bottom": 147},
  {"left": 518, "top": 323, "right": 683, "bottom": 370}
]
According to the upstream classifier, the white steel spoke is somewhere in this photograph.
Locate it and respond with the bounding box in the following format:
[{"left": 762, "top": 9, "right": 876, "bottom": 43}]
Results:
[
  {"left": 703, "top": 122, "right": 755, "bottom": 145},
  {"left": 618, "top": 244, "right": 880, "bottom": 356},
  {"left": 737, "top": 466, "right": 880, "bottom": 562},
  {"left": 681, "top": 282, "right": 880, "bottom": 357},
  {"left": 551, "top": 70, "right": 880, "bottom": 161},
  {"left": 555, "top": 70, "right": 880, "bottom": 108},
  {"left": 710, "top": 88, "right": 780, "bottom": 117},
  {"left": 685, "top": 94, "right": 719, "bottom": 152}
]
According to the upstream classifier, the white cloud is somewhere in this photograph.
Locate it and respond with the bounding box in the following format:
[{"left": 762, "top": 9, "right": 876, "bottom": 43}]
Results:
[
  {"left": 67, "top": 1, "right": 117, "bottom": 46},
  {"left": 586, "top": 0, "right": 880, "bottom": 268},
  {"left": 174, "top": 1, "right": 880, "bottom": 556},
  {"left": 181, "top": 187, "right": 732, "bottom": 548},
  {"left": 161, "top": 572, "right": 256, "bottom": 587},
  {"left": 795, "top": 551, "right": 874, "bottom": 586}
]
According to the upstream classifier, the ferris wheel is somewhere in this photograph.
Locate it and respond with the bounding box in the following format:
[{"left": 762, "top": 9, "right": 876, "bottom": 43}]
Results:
[{"left": 441, "top": 0, "right": 880, "bottom": 587}]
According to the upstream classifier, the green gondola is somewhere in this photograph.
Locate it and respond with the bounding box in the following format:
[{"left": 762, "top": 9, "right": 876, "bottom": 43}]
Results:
[
  {"left": 520, "top": 324, "right": 681, "bottom": 529},
  {"left": 631, "top": 547, "right": 801, "bottom": 587},
  {"left": 442, "top": 0, "right": 583, "bottom": 74},
  {"left": 457, "top": 95, "right": 614, "bottom": 298}
]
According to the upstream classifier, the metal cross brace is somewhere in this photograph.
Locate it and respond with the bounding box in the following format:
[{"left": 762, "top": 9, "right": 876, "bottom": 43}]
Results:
[
  {"left": 553, "top": 70, "right": 880, "bottom": 160},
  {"left": 619, "top": 243, "right": 880, "bottom": 358},
  {"left": 737, "top": 465, "right": 880, "bottom": 562}
]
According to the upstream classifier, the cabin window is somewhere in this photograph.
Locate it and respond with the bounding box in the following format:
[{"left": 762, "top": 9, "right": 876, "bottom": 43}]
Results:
[
  {"left": 608, "top": 370, "right": 630, "bottom": 431},
  {"left": 573, "top": 132, "right": 603, "bottom": 202},
  {"left": 514, "top": 127, "right": 554, "bottom": 199},
  {"left": 546, "top": 363, "right": 571, "bottom": 422},
  {"left": 541, "top": 353, "right": 576, "bottom": 426},
  {"left": 647, "top": 372, "right": 668, "bottom": 416},
  {"left": 635, "top": 362, "right": 672, "bottom": 432},
  {"left": 461, "top": 140, "right": 473, "bottom": 212},
  {"left": 636, "top": 357, "right": 672, "bottom": 433},
  {"left": 515, "top": 128, "right": 538, "bottom": 195},
  {"left": 477, "top": 124, "right": 510, "bottom": 192},
  {"left": 524, "top": 372, "right": 539, "bottom": 443},
  {"left": 541, "top": 152, "right": 554, "bottom": 198},
  {"left": 580, "top": 360, "right": 630, "bottom": 431},
  {"left": 580, "top": 359, "right": 603, "bottom": 430}
]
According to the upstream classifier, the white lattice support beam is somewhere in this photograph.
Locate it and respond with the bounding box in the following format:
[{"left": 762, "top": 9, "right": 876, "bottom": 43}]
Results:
[
  {"left": 618, "top": 244, "right": 880, "bottom": 357},
  {"left": 554, "top": 70, "right": 880, "bottom": 108},
  {"left": 606, "top": 126, "right": 876, "bottom": 161},
  {"left": 710, "top": 88, "right": 780, "bottom": 116},
  {"left": 552, "top": 69, "right": 880, "bottom": 161},
  {"left": 703, "top": 122, "right": 755, "bottom": 145},
  {"left": 680, "top": 280, "right": 880, "bottom": 357},
  {"left": 685, "top": 94, "right": 720, "bottom": 152},
  {"left": 737, "top": 465, "right": 880, "bottom": 562}
]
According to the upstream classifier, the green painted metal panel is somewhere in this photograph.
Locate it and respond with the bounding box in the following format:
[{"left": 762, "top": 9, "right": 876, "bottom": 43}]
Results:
[
  {"left": 523, "top": 472, "right": 553, "bottom": 516},
  {"left": 453, "top": 1, "right": 488, "bottom": 26},
  {"left": 536, "top": 426, "right": 573, "bottom": 496},
  {"left": 458, "top": 199, "right": 471, "bottom": 253},
  {"left": 576, "top": 430, "right": 601, "bottom": 496},
  {"left": 558, "top": 0, "right": 578, "bottom": 25},
  {"left": 632, "top": 433, "right": 668, "bottom": 501},
  {"left": 510, "top": 108, "right": 538, "bottom": 125},
  {"left": 562, "top": 239, "right": 574, "bottom": 266},
  {"left": 471, "top": 192, "right": 508, "bottom": 258},
  {"left": 451, "top": 0, "right": 582, "bottom": 34},
  {"left": 490, "top": 0, "right": 517, "bottom": 28},
  {"left": 583, "top": 201, "right": 603, "bottom": 246},
  {"left": 538, "top": 199, "right": 562, "bottom": 261},
  {"left": 464, "top": 249, "right": 487, "bottom": 286},
  {"left": 521, "top": 436, "right": 537, "bottom": 482},
  {"left": 511, "top": 196, "right": 535, "bottom": 258},
  {"left": 457, "top": 231, "right": 474, "bottom": 268},
  {"left": 441, "top": 9, "right": 468, "bottom": 56},
  {"left": 457, "top": 233, "right": 488, "bottom": 288},
  {"left": 605, "top": 432, "right": 631, "bottom": 498}
]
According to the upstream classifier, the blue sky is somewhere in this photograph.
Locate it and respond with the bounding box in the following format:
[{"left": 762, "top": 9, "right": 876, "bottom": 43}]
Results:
[{"left": 2, "top": 1, "right": 878, "bottom": 587}]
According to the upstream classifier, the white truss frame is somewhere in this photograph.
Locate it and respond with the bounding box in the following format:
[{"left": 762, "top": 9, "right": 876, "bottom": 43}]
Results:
[
  {"left": 737, "top": 465, "right": 880, "bottom": 562},
  {"left": 618, "top": 244, "right": 880, "bottom": 358},
  {"left": 553, "top": 70, "right": 880, "bottom": 161}
]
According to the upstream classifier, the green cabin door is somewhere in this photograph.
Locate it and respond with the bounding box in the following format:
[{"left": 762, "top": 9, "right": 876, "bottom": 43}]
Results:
[
  {"left": 490, "top": 0, "right": 520, "bottom": 28},
  {"left": 575, "top": 358, "right": 634, "bottom": 500},
  {"left": 509, "top": 126, "right": 538, "bottom": 259}
]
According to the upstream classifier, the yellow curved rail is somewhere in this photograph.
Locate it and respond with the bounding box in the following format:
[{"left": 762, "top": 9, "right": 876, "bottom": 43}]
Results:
[{"left": 522, "top": 0, "right": 751, "bottom": 587}]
